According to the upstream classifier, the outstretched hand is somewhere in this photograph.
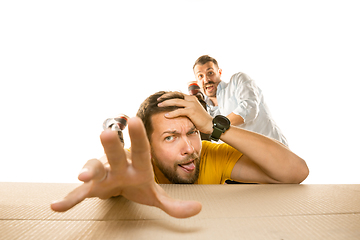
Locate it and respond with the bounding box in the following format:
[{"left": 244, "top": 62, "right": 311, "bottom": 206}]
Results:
[{"left": 51, "top": 117, "right": 202, "bottom": 218}]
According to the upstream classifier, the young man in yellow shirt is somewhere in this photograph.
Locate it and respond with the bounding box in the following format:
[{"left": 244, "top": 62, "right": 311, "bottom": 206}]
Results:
[{"left": 51, "top": 91, "right": 309, "bottom": 218}]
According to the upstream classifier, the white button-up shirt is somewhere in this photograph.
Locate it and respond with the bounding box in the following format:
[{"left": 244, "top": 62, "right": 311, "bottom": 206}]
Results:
[{"left": 205, "top": 72, "right": 288, "bottom": 146}]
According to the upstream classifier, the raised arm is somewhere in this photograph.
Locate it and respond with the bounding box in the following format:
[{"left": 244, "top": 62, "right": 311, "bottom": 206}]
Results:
[
  {"left": 227, "top": 73, "right": 261, "bottom": 125},
  {"left": 226, "top": 112, "right": 245, "bottom": 126},
  {"left": 50, "top": 117, "right": 201, "bottom": 218},
  {"left": 158, "top": 93, "right": 309, "bottom": 184}
]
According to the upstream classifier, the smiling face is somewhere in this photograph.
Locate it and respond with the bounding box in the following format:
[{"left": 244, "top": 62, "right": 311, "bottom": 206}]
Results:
[
  {"left": 149, "top": 113, "right": 202, "bottom": 184},
  {"left": 194, "top": 61, "right": 222, "bottom": 98}
]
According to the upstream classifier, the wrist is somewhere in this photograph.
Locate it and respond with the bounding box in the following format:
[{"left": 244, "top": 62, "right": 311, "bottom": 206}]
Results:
[
  {"left": 210, "top": 115, "right": 231, "bottom": 142},
  {"left": 204, "top": 121, "right": 213, "bottom": 135}
]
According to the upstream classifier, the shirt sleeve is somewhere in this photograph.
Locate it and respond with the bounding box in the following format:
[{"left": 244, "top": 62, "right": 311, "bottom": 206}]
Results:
[
  {"left": 218, "top": 143, "right": 243, "bottom": 182},
  {"left": 199, "top": 141, "right": 243, "bottom": 184},
  {"left": 230, "top": 73, "right": 261, "bottom": 123}
]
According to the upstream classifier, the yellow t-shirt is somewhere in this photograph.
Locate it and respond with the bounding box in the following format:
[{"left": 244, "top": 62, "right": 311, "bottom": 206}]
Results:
[{"left": 195, "top": 141, "right": 243, "bottom": 184}]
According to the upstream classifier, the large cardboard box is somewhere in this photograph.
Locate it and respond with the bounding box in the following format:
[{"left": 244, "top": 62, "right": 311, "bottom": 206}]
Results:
[{"left": 1, "top": 183, "right": 359, "bottom": 239}]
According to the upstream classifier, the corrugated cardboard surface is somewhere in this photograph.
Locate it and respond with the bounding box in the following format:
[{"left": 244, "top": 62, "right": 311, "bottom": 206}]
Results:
[{"left": 1, "top": 183, "right": 359, "bottom": 239}]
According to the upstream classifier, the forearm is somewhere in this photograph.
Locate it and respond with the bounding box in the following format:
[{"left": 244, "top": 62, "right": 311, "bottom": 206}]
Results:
[
  {"left": 226, "top": 112, "right": 244, "bottom": 126},
  {"left": 221, "top": 126, "right": 309, "bottom": 183}
]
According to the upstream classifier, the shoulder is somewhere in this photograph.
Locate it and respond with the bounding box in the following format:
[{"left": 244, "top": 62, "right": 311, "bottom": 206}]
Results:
[
  {"left": 201, "top": 140, "right": 222, "bottom": 151},
  {"left": 201, "top": 140, "right": 215, "bottom": 152},
  {"left": 200, "top": 141, "right": 243, "bottom": 180},
  {"left": 230, "top": 72, "right": 252, "bottom": 83},
  {"left": 201, "top": 141, "right": 220, "bottom": 158},
  {"left": 201, "top": 141, "right": 243, "bottom": 156}
]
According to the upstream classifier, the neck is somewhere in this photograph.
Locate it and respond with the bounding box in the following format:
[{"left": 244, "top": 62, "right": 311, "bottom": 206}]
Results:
[{"left": 209, "top": 96, "right": 218, "bottom": 106}]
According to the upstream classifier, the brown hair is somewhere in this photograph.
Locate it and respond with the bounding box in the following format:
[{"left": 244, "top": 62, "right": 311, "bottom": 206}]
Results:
[
  {"left": 136, "top": 91, "right": 184, "bottom": 140},
  {"left": 193, "top": 55, "right": 219, "bottom": 70}
]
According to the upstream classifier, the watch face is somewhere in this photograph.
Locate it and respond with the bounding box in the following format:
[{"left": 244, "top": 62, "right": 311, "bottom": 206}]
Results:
[
  {"left": 217, "top": 117, "right": 228, "bottom": 127},
  {"left": 214, "top": 115, "right": 230, "bottom": 129},
  {"left": 211, "top": 115, "right": 230, "bottom": 141}
]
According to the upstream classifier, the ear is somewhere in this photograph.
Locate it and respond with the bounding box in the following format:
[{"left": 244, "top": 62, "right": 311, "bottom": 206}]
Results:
[{"left": 218, "top": 68, "right": 223, "bottom": 76}]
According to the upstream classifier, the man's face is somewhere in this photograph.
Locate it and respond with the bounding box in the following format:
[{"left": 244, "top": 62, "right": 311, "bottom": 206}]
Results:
[
  {"left": 194, "top": 61, "right": 222, "bottom": 98},
  {"left": 150, "top": 112, "right": 202, "bottom": 184}
]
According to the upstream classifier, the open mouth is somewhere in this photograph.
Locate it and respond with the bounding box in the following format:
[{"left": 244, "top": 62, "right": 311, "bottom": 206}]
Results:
[
  {"left": 178, "top": 160, "right": 196, "bottom": 173},
  {"left": 204, "top": 84, "right": 214, "bottom": 92}
]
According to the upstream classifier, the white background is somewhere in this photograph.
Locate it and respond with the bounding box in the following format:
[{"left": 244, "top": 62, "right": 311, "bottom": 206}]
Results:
[{"left": 1, "top": 1, "right": 359, "bottom": 184}]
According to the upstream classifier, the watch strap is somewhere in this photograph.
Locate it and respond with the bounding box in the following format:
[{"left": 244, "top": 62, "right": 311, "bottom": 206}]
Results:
[
  {"left": 210, "top": 115, "right": 230, "bottom": 142},
  {"left": 210, "top": 126, "right": 224, "bottom": 141}
]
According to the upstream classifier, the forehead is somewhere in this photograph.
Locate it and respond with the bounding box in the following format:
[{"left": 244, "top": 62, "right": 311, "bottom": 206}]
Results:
[
  {"left": 151, "top": 113, "right": 194, "bottom": 136},
  {"left": 194, "top": 61, "right": 217, "bottom": 74}
]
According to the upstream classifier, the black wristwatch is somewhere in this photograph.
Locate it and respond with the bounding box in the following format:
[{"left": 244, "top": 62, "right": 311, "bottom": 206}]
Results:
[{"left": 210, "top": 115, "right": 231, "bottom": 141}]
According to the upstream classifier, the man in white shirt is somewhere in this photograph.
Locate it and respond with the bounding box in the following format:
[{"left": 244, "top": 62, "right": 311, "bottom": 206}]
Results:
[{"left": 193, "top": 55, "right": 288, "bottom": 146}]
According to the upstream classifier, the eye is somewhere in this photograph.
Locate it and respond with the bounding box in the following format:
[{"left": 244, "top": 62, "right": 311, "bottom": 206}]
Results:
[
  {"left": 165, "top": 135, "right": 175, "bottom": 142},
  {"left": 198, "top": 74, "right": 203, "bottom": 79},
  {"left": 208, "top": 71, "right": 214, "bottom": 76},
  {"left": 188, "top": 130, "right": 199, "bottom": 135}
]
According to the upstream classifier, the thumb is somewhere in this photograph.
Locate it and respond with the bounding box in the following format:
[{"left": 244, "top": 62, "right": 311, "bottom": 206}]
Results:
[{"left": 158, "top": 195, "right": 202, "bottom": 218}]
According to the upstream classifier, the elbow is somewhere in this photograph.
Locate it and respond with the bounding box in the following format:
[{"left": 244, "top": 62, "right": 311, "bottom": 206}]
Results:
[
  {"left": 289, "top": 161, "right": 310, "bottom": 184},
  {"left": 277, "top": 160, "right": 309, "bottom": 184},
  {"left": 238, "top": 100, "right": 259, "bottom": 123},
  {"left": 298, "top": 164, "right": 310, "bottom": 183}
]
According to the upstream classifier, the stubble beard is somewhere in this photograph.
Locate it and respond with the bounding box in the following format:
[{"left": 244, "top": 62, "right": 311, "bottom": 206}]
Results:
[
  {"left": 206, "top": 91, "right": 216, "bottom": 98},
  {"left": 152, "top": 151, "right": 201, "bottom": 184}
]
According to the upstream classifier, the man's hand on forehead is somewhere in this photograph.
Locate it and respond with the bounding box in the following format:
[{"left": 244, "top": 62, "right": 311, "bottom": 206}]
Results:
[{"left": 157, "top": 92, "right": 213, "bottom": 135}]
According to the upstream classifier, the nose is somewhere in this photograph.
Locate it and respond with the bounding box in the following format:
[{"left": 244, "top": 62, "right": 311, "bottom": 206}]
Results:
[
  {"left": 203, "top": 76, "right": 209, "bottom": 83},
  {"left": 180, "top": 136, "right": 195, "bottom": 156},
  {"left": 203, "top": 76, "right": 212, "bottom": 86}
]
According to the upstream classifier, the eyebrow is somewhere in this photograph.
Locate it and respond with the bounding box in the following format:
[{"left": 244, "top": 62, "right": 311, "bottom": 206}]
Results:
[
  {"left": 162, "top": 130, "right": 178, "bottom": 136},
  {"left": 196, "top": 67, "right": 214, "bottom": 74},
  {"left": 161, "top": 126, "right": 197, "bottom": 136},
  {"left": 187, "top": 126, "right": 198, "bottom": 134}
]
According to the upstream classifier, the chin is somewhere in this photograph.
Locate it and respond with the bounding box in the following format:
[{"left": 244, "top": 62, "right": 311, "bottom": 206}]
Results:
[
  {"left": 205, "top": 92, "right": 216, "bottom": 98},
  {"left": 174, "top": 178, "right": 197, "bottom": 184},
  {"left": 173, "top": 171, "right": 199, "bottom": 184}
]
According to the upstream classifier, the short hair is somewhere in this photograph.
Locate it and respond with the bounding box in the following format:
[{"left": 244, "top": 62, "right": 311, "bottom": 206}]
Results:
[
  {"left": 136, "top": 91, "right": 184, "bottom": 141},
  {"left": 193, "top": 55, "right": 219, "bottom": 70}
]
